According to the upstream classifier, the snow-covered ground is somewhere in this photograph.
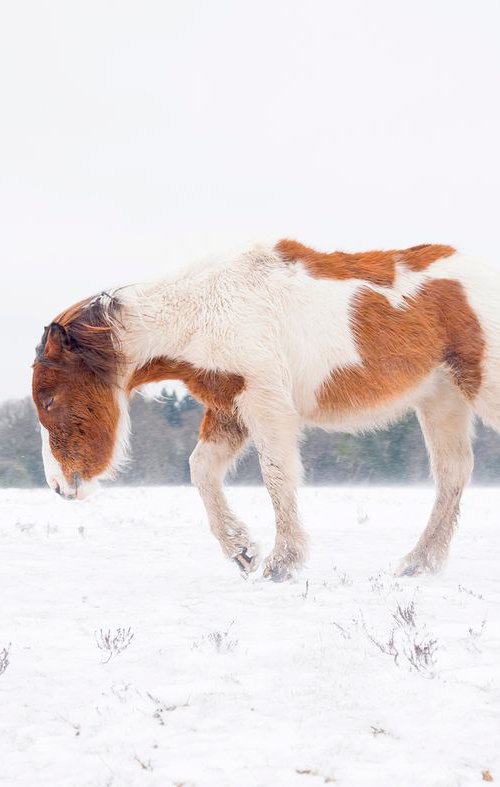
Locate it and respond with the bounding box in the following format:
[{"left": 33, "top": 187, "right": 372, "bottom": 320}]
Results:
[{"left": 0, "top": 486, "right": 499, "bottom": 787}]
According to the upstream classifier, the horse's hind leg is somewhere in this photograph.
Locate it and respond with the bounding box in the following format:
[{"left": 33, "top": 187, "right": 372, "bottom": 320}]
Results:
[
  {"left": 189, "top": 409, "right": 259, "bottom": 573},
  {"left": 397, "top": 373, "right": 474, "bottom": 576}
]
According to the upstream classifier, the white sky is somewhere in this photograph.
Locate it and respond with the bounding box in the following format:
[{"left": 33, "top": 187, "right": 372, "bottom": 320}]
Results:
[{"left": 1, "top": 0, "right": 499, "bottom": 401}]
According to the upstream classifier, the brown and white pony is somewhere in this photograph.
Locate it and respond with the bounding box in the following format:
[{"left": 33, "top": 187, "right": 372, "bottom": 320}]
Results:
[{"left": 32, "top": 240, "right": 498, "bottom": 580}]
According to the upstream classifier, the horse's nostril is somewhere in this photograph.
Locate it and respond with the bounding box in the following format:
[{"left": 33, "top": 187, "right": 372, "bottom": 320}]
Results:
[
  {"left": 54, "top": 483, "right": 61, "bottom": 495},
  {"left": 74, "top": 473, "right": 82, "bottom": 490}
]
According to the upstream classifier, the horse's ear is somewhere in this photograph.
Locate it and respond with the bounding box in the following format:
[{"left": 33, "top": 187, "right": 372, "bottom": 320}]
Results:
[{"left": 43, "top": 322, "right": 72, "bottom": 359}]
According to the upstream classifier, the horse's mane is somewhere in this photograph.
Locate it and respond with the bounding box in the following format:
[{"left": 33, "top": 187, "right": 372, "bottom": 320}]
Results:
[{"left": 35, "top": 293, "right": 124, "bottom": 384}]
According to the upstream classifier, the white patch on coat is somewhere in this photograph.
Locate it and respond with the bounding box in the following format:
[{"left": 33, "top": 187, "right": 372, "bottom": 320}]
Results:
[
  {"left": 100, "top": 389, "right": 131, "bottom": 480},
  {"left": 41, "top": 425, "right": 63, "bottom": 491},
  {"left": 364, "top": 262, "right": 429, "bottom": 308},
  {"left": 117, "top": 246, "right": 357, "bottom": 415},
  {"left": 426, "top": 252, "right": 500, "bottom": 427}
]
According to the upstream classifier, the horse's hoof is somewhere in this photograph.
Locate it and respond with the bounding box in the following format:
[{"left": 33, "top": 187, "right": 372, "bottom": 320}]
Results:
[
  {"left": 398, "top": 563, "right": 420, "bottom": 577},
  {"left": 262, "top": 559, "right": 292, "bottom": 582},
  {"left": 263, "top": 546, "right": 306, "bottom": 581},
  {"left": 268, "top": 565, "right": 291, "bottom": 582},
  {"left": 233, "top": 546, "right": 259, "bottom": 574},
  {"left": 395, "top": 553, "right": 441, "bottom": 577}
]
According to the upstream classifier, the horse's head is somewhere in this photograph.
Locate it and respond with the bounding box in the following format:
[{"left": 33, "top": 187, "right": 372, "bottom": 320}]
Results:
[{"left": 32, "top": 295, "right": 129, "bottom": 499}]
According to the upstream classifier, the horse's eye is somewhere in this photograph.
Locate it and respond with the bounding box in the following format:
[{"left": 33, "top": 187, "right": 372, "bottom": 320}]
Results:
[{"left": 43, "top": 395, "right": 55, "bottom": 412}]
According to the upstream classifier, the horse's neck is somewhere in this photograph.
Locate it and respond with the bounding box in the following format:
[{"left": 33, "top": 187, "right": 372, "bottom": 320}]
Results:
[{"left": 118, "top": 274, "right": 202, "bottom": 371}]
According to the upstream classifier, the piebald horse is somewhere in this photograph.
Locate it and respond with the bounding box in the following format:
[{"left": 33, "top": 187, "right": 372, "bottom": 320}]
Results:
[{"left": 32, "top": 240, "right": 498, "bottom": 580}]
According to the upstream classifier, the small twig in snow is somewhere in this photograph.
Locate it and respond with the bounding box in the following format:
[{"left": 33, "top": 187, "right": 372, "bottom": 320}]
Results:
[
  {"left": 362, "top": 603, "right": 437, "bottom": 678},
  {"left": 332, "top": 621, "right": 351, "bottom": 640},
  {"left": 393, "top": 601, "right": 416, "bottom": 629},
  {"left": 332, "top": 565, "right": 353, "bottom": 586},
  {"left": 458, "top": 585, "right": 484, "bottom": 601},
  {"left": 134, "top": 755, "right": 153, "bottom": 771},
  {"left": 192, "top": 621, "right": 238, "bottom": 654},
  {"left": 95, "top": 627, "right": 134, "bottom": 664},
  {"left": 0, "top": 644, "right": 11, "bottom": 676},
  {"left": 467, "top": 620, "right": 487, "bottom": 653},
  {"left": 371, "top": 726, "right": 388, "bottom": 737}
]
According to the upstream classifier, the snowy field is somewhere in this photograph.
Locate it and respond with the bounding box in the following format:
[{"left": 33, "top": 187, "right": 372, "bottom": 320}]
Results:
[{"left": 1, "top": 486, "right": 499, "bottom": 787}]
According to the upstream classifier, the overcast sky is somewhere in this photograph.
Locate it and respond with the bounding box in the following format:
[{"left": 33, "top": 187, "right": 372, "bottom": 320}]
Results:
[{"left": 1, "top": 0, "right": 499, "bottom": 401}]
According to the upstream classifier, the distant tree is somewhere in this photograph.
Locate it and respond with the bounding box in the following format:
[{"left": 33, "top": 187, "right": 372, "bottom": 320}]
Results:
[
  {"left": 0, "top": 398, "right": 44, "bottom": 485},
  {"left": 161, "top": 391, "right": 182, "bottom": 427},
  {"left": 178, "top": 394, "right": 200, "bottom": 413},
  {"left": 0, "top": 459, "right": 34, "bottom": 487}
]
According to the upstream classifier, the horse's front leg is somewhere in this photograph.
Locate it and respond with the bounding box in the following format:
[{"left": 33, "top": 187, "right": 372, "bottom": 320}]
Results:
[
  {"left": 189, "top": 409, "right": 259, "bottom": 573},
  {"left": 237, "top": 389, "right": 309, "bottom": 582}
]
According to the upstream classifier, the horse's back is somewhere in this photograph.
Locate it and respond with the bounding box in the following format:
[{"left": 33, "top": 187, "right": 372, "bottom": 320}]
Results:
[{"left": 267, "top": 246, "right": 500, "bottom": 429}]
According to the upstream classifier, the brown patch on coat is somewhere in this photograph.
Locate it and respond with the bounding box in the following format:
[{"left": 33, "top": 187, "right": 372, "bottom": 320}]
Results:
[
  {"left": 33, "top": 361, "right": 120, "bottom": 481},
  {"left": 32, "top": 295, "right": 123, "bottom": 482},
  {"left": 199, "top": 408, "right": 248, "bottom": 448},
  {"left": 276, "top": 239, "right": 455, "bottom": 286},
  {"left": 317, "top": 279, "right": 484, "bottom": 414},
  {"left": 35, "top": 293, "right": 123, "bottom": 384},
  {"left": 128, "top": 357, "right": 245, "bottom": 412}
]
